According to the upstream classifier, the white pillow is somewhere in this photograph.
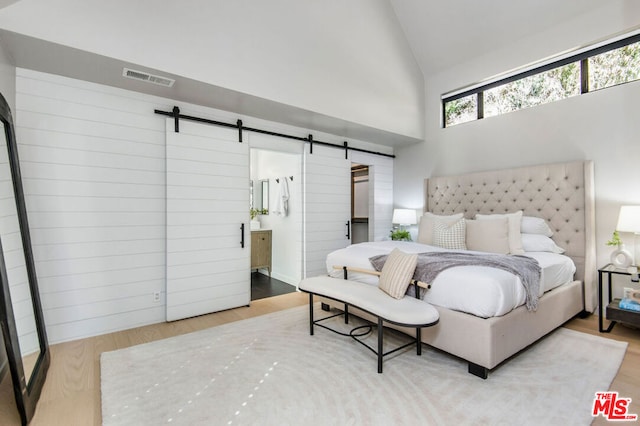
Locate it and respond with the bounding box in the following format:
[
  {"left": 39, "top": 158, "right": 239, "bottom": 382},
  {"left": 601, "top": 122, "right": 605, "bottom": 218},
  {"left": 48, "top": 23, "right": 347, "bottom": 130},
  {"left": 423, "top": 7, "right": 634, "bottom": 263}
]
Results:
[
  {"left": 433, "top": 218, "right": 466, "bottom": 250},
  {"left": 521, "top": 216, "right": 554, "bottom": 237},
  {"left": 521, "top": 234, "right": 565, "bottom": 253},
  {"left": 418, "top": 212, "right": 464, "bottom": 245},
  {"left": 475, "top": 211, "right": 525, "bottom": 255},
  {"left": 465, "top": 218, "right": 510, "bottom": 254}
]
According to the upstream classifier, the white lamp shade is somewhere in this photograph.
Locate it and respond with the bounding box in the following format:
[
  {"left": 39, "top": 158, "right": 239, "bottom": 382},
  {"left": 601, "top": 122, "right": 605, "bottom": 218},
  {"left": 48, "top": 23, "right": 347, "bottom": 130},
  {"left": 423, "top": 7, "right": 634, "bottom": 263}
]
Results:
[
  {"left": 392, "top": 208, "right": 417, "bottom": 225},
  {"left": 616, "top": 206, "right": 640, "bottom": 233}
]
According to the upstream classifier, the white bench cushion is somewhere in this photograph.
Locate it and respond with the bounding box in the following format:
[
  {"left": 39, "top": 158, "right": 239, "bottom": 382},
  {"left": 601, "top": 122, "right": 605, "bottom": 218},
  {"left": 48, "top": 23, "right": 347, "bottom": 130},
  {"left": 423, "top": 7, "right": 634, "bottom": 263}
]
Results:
[{"left": 299, "top": 276, "right": 439, "bottom": 327}]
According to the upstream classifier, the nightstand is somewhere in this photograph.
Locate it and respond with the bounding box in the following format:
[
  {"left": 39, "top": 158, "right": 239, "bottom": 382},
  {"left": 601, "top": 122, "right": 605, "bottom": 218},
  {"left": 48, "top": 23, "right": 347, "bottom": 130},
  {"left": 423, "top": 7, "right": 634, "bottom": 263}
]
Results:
[{"left": 598, "top": 263, "right": 640, "bottom": 332}]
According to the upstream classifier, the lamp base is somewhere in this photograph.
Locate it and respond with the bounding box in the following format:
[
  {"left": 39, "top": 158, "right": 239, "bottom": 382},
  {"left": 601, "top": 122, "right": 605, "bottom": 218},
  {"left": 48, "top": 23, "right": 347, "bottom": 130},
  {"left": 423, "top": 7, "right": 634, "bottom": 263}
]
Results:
[{"left": 611, "top": 244, "right": 633, "bottom": 268}]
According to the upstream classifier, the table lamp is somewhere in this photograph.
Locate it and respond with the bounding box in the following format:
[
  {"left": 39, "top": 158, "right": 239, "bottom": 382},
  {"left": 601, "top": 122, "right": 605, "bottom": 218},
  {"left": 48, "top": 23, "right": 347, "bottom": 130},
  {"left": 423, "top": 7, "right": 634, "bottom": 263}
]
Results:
[
  {"left": 392, "top": 208, "right": 417, "bottom": 229},
  {"left": 615, "top": 205, "right": 640, "bottom": 267}
]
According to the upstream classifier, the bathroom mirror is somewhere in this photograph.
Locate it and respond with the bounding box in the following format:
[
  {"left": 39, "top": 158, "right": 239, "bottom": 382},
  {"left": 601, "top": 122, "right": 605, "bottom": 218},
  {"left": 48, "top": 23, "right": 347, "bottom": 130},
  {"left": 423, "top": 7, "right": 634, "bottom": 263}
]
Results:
[
  {"left": 260, "top": 179, "right": 269, "bottom": 212},
  {"left": 251, "top": 179, "right": 269, "bottom": 213},
  {"left": 0, "top": 92, "right": 49, "bottom": 425}
]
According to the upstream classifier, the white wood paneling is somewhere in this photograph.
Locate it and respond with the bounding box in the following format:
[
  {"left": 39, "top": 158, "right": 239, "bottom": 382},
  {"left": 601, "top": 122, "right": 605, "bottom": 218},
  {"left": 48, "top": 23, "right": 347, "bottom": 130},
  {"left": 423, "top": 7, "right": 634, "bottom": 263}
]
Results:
[
  {"left": 15, "top": 68, "right": 167, "bottom": 342},
  {"left": 13, "top": 68, "right": 393, "bottom": 343},
  {"left": 303, "top": 144, "right": 351, "bottom": 278},
  {"left": 165, "top": 119, "right": 250, "bottom": 321}
]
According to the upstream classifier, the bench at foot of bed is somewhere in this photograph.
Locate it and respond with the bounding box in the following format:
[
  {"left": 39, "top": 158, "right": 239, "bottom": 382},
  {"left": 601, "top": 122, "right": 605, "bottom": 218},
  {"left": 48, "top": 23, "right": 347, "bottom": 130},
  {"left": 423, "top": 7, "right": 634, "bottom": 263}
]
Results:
[{"left": 298, "top": 276, "right": 439, "bottom": 373}]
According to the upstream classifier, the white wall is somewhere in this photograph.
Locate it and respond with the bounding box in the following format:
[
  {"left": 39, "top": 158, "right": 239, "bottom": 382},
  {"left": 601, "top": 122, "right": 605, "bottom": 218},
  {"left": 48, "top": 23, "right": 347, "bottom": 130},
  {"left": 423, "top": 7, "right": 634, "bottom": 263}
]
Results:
[
  {"left": 0, "top": 0, "right": 424, "bottom": 140},
  {"left": 250, "top": 148, "right": 302, "bottom": 286},
  {"left": 14, "top": 68, "right": 393, "bottom": 344},
  {"left": 394, "top": 9, "right": 640, "bottom": 292}
]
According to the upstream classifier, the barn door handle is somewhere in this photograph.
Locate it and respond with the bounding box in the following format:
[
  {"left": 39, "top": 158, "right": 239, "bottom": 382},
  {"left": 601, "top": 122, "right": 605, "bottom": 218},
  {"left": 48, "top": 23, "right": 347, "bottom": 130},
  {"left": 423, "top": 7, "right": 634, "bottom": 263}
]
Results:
[
  {"left": 346, "top": 220, "right": 351, "bottom": 240},
  {"left": 240, "top": 223, "right": 245, "bottom": 248}
]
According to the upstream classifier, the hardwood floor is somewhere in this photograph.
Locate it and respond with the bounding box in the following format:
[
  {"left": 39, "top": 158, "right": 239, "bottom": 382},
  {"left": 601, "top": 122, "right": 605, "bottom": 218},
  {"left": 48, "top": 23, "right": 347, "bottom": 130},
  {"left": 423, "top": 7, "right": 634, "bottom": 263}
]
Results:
[
  {"left": 565, "top": 315, "right": 640, "bottom": 425},
  {"left": 1, "top": 295, "right": 639, "bottom": 425}
]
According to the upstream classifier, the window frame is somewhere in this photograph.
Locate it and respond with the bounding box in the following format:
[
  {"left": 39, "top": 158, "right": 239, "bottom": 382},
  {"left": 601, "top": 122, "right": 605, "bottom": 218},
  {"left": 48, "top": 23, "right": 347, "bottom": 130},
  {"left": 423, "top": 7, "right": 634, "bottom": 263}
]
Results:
[{"left": 442, "top": 32, "right": 640, "bottom": 127}]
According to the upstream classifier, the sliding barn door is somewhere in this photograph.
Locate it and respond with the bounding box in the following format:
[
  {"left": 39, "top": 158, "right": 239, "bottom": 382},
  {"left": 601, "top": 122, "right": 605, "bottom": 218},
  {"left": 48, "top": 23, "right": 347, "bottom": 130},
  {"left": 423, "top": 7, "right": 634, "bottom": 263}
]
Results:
[
  {"left": 165, "top": 119, "right": 250, "bottom": 321},
  {"left": 303, "top": 144, "right": 351, "bottom": 278}
]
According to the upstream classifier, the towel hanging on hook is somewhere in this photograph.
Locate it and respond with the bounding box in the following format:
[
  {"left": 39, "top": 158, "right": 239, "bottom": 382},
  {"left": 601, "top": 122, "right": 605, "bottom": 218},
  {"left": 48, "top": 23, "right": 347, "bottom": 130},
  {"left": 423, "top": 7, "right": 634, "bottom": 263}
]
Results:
[{"left": 273, "top": 176, "right": 290, "bottom": 217}]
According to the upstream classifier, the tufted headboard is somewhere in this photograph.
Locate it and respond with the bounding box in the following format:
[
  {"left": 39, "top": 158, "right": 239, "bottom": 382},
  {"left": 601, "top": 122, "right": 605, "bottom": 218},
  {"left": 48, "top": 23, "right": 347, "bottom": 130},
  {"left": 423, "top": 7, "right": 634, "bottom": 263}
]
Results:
[{"left": 424, "top": 161, "right": 596, "bottom": 312}]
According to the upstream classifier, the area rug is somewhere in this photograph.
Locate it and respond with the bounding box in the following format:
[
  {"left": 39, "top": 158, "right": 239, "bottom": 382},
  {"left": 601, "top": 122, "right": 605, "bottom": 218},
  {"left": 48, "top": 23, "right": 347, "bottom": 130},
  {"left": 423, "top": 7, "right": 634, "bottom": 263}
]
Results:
[{"left": 101, "top": 305, "right": 627, "bottom": 425}]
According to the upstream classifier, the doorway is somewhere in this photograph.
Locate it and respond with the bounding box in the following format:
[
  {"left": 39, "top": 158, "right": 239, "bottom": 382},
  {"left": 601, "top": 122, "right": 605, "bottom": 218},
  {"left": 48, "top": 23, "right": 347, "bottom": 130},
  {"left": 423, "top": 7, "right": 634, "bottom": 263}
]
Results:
[
  {"left": 249, "top": 148, "right": 301, "bottom": 300},
  {"left": 351, "top": 164, "right": 369, "bottom": 244}
]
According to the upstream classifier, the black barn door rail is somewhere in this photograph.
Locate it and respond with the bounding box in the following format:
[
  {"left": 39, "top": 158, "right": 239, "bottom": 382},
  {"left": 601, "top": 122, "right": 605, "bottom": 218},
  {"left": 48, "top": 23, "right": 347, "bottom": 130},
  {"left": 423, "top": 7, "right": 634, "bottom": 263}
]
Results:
[{"left": 154, "top": 107, "right": 395, "bottom": 159}]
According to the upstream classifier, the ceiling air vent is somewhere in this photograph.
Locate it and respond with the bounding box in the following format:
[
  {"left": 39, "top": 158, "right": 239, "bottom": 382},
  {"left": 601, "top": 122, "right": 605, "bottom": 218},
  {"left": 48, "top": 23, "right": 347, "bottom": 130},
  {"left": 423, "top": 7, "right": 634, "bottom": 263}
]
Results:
[{"left": 122, "top": 68, "right": 175, "bottom": 88}]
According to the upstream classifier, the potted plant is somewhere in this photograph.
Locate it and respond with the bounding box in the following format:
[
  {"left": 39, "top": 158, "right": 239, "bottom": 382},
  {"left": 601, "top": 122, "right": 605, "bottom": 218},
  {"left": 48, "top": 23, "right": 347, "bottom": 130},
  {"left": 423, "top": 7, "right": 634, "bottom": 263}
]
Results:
[
  {"left": 607, "top": 230, "right": 633, "bottom": 268},
  {"left": 606, "top": 230, "right": 623, "bottom": 248},
  {"left": 250, "top": 208, "right": 269, "bottom": 230},
  {"left": 250, "top": 208, "right": 268, "bottom": 220},
  {"left": 390, "top": 229, "right": 412, "bottom": 241}
]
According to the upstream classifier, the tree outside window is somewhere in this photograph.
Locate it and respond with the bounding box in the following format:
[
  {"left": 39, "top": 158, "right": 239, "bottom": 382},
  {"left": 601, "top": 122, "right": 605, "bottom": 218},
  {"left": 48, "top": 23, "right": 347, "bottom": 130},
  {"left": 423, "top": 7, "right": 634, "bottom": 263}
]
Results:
[
  {"left": 443, "top": 37, "right": 640, "bottom": 127},
  {"left": 589, "top": 41, "right": 640, "bottom": 91}
]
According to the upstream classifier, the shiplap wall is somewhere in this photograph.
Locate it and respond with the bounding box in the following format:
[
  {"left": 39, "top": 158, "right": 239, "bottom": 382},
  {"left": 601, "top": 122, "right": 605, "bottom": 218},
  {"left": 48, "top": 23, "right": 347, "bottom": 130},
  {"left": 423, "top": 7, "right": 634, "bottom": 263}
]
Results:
[
  {"left": 0, "top": 135, "right": 38, "bottom": 356},
  {"left": 13, "top": 68, "right": 395, "bottom": 344},
  {"left": 15, "top": 68, "right": 167, "bottom": 343}
]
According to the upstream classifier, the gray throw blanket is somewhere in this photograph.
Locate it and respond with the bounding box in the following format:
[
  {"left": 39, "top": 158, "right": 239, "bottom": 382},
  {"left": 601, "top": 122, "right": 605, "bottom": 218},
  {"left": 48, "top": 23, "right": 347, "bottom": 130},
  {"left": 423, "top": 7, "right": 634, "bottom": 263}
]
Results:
[{"left": 369, "top": 252, "right": 541, "bottom": 311}]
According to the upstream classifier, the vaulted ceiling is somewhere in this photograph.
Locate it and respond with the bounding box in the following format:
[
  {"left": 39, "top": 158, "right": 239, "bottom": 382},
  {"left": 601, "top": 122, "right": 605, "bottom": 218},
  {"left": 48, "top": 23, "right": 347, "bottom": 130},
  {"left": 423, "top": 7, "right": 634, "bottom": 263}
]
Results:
[
  {"left": 0, "top": 0, "right": 425, "bottom": 146},
  {"left": 389, "top": 0, "right": 609, "bottom": 76},
  {"left": 0, "top": 0, "right": 636, "bottom": 146}
]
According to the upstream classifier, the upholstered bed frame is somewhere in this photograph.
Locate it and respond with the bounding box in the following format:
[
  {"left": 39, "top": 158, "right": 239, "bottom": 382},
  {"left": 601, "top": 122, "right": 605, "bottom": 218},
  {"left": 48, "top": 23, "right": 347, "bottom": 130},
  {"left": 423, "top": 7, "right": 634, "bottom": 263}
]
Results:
[
  {"left": 327, "top": 160, "right": 596, "bottom": 378},
  {"left": 425, "top": 160, "right": 596, "bottom": 311},
  {"left": 419, "top": 160, "right": 596, "bottom": 378}
]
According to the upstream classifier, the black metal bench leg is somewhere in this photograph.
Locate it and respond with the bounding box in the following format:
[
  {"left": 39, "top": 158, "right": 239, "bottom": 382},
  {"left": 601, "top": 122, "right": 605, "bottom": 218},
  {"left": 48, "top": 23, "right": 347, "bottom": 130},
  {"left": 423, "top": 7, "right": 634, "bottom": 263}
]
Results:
[
  {"left": 309, "top": 293, "right": 314, "bottom": 336},
  {"left": 416, "top": 327, "right": 422, "bottom": 356},
  {"left": 378, "top": 317, "right": 383, "bottom": 373}
]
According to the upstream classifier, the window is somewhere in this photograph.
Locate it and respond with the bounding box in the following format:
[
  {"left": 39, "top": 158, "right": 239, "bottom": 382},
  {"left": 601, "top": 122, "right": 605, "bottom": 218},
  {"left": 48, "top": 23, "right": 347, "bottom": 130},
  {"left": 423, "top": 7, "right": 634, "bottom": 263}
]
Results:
[
  {"left": 484, "top": 62, "right": 580, "bottom": 117},
  {"left": 443, "top": 33, "right": 640, "bottom": 127},
  {"left": 588, "top": 41, "right": 640, "bottom": 91},
  {"left": 444, "top": 94, "right": 477, "bottom": 127}
]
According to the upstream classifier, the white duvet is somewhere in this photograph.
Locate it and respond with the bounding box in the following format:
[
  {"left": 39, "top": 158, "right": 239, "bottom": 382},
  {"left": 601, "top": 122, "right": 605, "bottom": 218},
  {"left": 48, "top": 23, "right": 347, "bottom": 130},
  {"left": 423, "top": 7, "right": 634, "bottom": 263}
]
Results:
[{"left": 325, "top": 241, "right": 576, "bottom": 318}]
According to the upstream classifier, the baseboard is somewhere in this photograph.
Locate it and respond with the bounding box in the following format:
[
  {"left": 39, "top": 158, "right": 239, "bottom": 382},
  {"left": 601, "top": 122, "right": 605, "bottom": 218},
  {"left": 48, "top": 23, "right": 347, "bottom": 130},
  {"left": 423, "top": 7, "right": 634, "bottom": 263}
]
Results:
[
  {"left": 254, "top": 270, "right": 297, "bottom": 287},
  {"left": 270, "top": 272, "right": 297, "bottom": 286}
]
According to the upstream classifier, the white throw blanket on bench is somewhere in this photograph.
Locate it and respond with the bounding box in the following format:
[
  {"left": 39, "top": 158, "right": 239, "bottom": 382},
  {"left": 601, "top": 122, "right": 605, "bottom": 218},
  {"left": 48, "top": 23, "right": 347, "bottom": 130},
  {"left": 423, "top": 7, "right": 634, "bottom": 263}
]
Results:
[{"left": 369, "top": 252, "right": 541, "bottom": 311}]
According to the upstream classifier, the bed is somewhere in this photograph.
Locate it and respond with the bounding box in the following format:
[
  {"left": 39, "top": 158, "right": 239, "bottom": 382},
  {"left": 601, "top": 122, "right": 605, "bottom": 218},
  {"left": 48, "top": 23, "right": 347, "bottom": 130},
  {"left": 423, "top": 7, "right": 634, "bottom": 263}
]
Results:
[{"left": 321, "top": 160, "right": 596, "bottom": 378}]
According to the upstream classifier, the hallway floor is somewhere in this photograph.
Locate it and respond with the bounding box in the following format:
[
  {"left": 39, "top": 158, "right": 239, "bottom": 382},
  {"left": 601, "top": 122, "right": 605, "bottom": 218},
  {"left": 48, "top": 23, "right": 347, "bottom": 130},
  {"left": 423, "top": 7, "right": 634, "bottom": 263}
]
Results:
[{"left": 251, "top": 272, "right": 297, "bottom": 300}]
